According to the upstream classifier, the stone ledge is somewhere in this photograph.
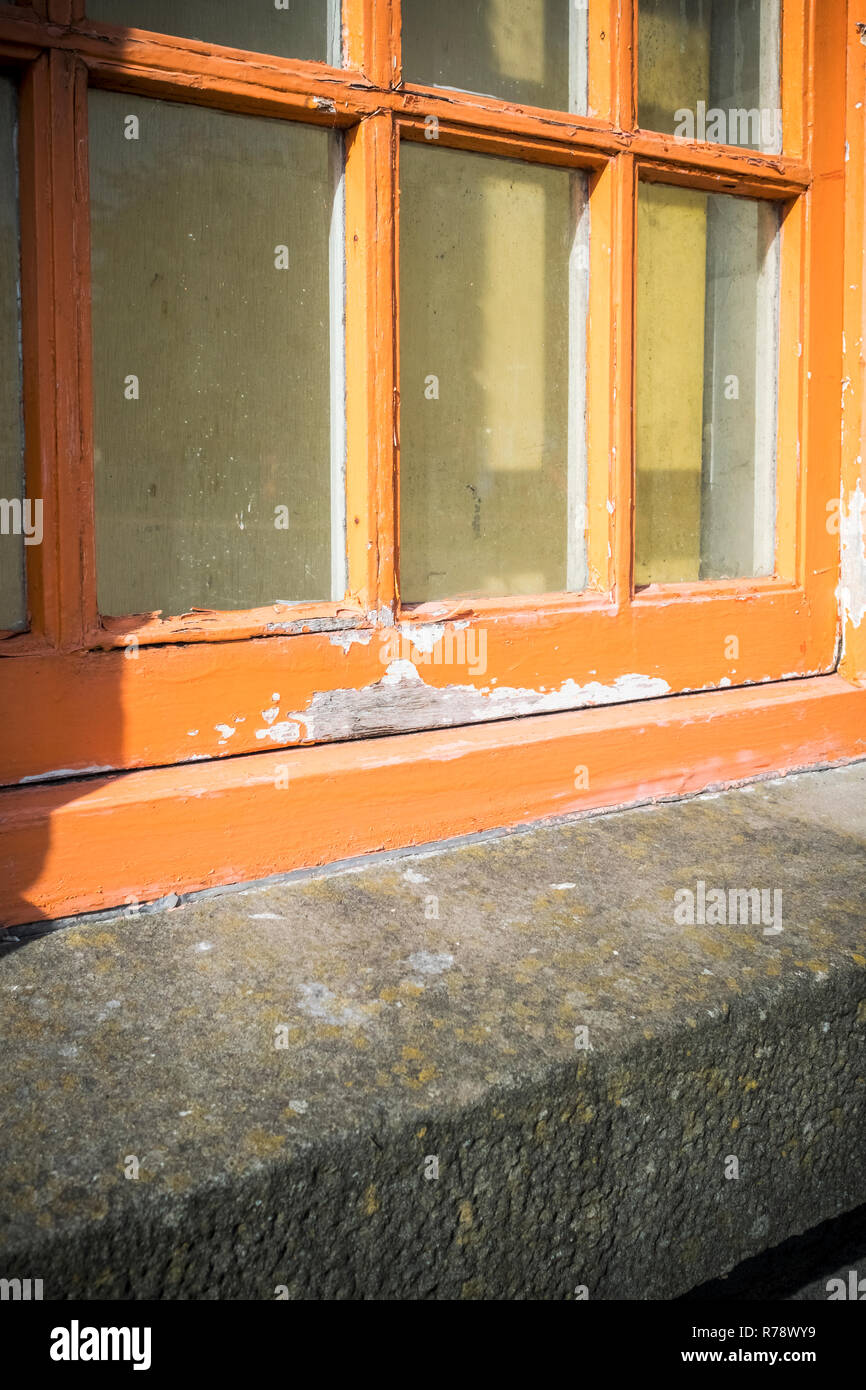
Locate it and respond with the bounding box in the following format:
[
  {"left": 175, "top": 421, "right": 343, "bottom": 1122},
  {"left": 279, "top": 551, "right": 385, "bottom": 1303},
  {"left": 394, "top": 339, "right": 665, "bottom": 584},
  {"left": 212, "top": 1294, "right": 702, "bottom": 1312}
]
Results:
[{"left": 2, "top": 763, "right": 865, "bottom": 1298}]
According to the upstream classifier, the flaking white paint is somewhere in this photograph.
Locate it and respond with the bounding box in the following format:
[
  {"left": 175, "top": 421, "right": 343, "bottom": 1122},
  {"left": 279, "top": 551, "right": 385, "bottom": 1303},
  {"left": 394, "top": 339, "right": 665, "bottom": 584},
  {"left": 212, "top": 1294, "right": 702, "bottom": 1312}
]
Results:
[
  {"left": 255, "top": 721, "right": 302, "bottom": 744},
  {"left": 278, "top": 666, "right": 671, "bottom": 743},
  {"left": 837, "top": 482, "right": 866, "bottom": 644},
  {"left": 329, "top": 628, "right": 375, "bottom": 652}
]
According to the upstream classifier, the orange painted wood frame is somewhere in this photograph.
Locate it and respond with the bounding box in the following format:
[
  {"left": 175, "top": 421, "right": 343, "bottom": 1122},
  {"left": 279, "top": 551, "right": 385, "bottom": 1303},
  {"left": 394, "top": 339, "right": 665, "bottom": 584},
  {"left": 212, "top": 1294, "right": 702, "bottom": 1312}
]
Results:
[
  {"left": 841, "top": 8, "right": 866, "bottom": 685},
  {"left": 2, "top": 674, "right": 864, "bottom": 926},
  {"left": 0, "top": 0, "right": 864, "bottom": 925}
]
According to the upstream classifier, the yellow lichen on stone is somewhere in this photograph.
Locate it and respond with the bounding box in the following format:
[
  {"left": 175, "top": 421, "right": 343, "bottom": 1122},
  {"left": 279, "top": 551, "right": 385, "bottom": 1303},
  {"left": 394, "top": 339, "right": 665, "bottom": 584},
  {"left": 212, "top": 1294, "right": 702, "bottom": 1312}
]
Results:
[
  {"left": 243, "top": 1128, "right": 286, "bottom": 1159},
  {"left": 62, "top": 930, "right": 117, "bottom": 949}
]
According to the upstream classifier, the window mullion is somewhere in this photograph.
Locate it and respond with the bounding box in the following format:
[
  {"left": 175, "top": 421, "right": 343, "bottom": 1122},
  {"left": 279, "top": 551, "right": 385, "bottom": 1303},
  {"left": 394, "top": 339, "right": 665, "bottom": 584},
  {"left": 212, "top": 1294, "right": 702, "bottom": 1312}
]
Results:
[
  {"left": 46, "top": 2, "right": 79, "bottom": 24},
  {"left": 344, "top": 110, "right": 398, "bottom": 618},
  {"left": 18, "top": 54, "right": 58, "bottom": 643},
  {"left": 47, "top": 47, "right": 96, "bottom": 648},
  {"left": 344, "top": 0, "right": 400, "bottom": 89},
  {"left": 609, "top": 150, "right": 636, "bottom": 603},
  {"left": 619, "top": 0, "right": 638, "bottom": 131}
]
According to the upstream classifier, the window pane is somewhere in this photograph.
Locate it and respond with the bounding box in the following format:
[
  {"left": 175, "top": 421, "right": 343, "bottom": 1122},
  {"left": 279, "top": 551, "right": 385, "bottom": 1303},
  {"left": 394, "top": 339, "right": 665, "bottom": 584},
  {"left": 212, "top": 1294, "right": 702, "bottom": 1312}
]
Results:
[
  {"left": 0, "top": 73, "right": 25, "bottom": 634},
  {"left": 88, "top": 0, "right": 337, "bottom": 64},
  {"left": 401, "top": 0, "right": 587, "bottom": 114},
  {"left": 89, "top": 93, "right": 339, "bottom": 617},
  {"left": 639, "top": 0, "right": 781, "bottom": 152},
  {"left": 635, "top": 183, "right": 779, "bottom": 585},
  {"left": 399, "top": 144, "right": 588, "bottom": 602}
]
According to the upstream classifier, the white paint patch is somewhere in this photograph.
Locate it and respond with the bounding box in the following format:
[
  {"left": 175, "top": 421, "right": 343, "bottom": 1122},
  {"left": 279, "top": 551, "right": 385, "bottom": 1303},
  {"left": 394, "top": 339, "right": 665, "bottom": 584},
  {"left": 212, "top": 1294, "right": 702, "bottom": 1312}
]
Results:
[
  {"left": 485, "top": 673, "right": 670, "bottom": 714},
  {"left": 214, "top": 724, "right": 235, "bottom": 742},
  {"left": 837, "top": 482, "right": 866, "bottom": 642},
  {"left": 382, "top": 659, "right": 422, "bottom": 685},
  {"left": 280, "top": 665, "right": 671, "bottom": 743},
  {"left": 255, "top": 721, "right": 301, "bottom": 744},
  {"left": 261, "top": 706, "right": 279, "bottom": 725},
  {"left": 397, "top": 622, "right": 445, "bottom": 654},
  {"left": 329, "top": 628, "right": 375, "bottom": 652}
]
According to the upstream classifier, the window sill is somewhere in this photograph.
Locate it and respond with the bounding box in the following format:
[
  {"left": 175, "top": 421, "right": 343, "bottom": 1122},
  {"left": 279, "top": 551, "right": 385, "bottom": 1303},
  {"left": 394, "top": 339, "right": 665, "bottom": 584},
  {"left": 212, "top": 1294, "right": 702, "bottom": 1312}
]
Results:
[{"left": 1, "top": 671, "right": 864, "bottom": 925}]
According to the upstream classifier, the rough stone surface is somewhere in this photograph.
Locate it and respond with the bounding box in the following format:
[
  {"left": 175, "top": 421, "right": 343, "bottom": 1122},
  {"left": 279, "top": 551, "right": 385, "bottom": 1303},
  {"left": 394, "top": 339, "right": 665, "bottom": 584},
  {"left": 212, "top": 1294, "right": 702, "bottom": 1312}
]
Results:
[{"left": 1, "top": 764, "right": 865, "bottom": 1300}]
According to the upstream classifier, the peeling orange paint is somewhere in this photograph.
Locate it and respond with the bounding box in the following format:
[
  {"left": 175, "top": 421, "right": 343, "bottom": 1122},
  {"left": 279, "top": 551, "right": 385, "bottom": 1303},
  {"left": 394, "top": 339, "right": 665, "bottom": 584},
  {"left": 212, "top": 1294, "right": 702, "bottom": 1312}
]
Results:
[{"left": 2, "top": 674, "right": 866, "bottom": 926}]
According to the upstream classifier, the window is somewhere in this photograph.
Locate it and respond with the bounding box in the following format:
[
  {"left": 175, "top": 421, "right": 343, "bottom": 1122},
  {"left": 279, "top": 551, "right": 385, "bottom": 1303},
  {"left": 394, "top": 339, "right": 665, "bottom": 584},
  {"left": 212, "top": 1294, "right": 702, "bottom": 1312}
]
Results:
[
  {"left": 399, "top": 145, "right": 588, "bottom": 601},
  {"left": 0, "top": 2, "right": 846, "bottom": 815},
  {"left": 401, "top": 0, "right": 587, "bottom": 113},
  {"left": 635, "top": 183, "right": 780, "bottom": 584},
  {"left": 87, "top": 0, "right": 338, "bottom": 64},
  {"left": 89, "top": 92, "right": 341, "bottom": 616},
  {"left": 638, "top": 0, "right": 781, "bottom": 152}
]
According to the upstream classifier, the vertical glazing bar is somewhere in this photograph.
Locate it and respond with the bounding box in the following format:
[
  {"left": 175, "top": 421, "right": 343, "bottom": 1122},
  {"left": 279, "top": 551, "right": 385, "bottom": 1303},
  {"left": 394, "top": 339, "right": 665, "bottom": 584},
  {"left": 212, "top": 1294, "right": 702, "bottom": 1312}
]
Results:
[
  {"left": 47, "top": 1, "right": 77, "bottom": 23},
  {"left": 18, "top": 56, "right": 57, "bottom": 643},
  {"left": 781, "top": 0, "right": 808, "bottom": 162},
  {"left": 344, "top": 111, "right": 398, "bottom": 617},
  {"left": 611, "top": 152, "right": 636, "bottom": 601},
  {"left": 588, "top": 0, "right": 618, "bottom": 123},
  {"left": 48, "top": 50, "right": 95, "bottom": 647},
  {"left": 344, "top": 0, "right": 399, "bottom": 87},
  {"left": 619, "top": 0, "right": 638, "bottom": 130}
]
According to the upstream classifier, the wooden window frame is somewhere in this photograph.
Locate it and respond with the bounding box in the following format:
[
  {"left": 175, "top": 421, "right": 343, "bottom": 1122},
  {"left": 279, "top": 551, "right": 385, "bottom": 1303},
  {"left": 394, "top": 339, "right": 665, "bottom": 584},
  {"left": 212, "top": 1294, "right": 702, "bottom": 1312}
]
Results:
[{"left": 0, "top": 0, "right": 864, "bottom": 924}]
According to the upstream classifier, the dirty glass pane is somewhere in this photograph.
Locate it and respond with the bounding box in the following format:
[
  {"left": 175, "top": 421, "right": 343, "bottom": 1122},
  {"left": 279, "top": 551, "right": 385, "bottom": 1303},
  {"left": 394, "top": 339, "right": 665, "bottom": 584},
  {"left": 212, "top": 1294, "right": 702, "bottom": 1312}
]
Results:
[
  {"left": 635, "top": 182, "right": 779, "bottom": 585},
  {"left": 88, "top": 0, "right": 338, "bottom": 64},
  {"left": 399, "top": 143, "right": 588, "bottom": 602},
  {"left": 89, "top": 91, "right": 338, "bottom": 616},
  {"left": 401, "top": 0, "right": 587, "bottom": 114},
  {"left": 0, "top": 73, "right": 25, "bottom": 634},
  {"left": 639, "top": 0, "right": 781, "bottom": 152}
]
